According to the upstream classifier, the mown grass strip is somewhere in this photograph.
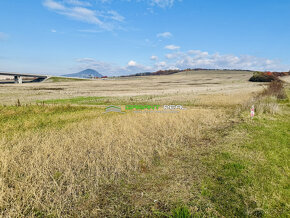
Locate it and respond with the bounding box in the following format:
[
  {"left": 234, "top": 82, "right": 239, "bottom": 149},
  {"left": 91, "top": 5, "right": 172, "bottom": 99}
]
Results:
[{"left": 199, "top": 92, "right": 290, "bottom": 217}]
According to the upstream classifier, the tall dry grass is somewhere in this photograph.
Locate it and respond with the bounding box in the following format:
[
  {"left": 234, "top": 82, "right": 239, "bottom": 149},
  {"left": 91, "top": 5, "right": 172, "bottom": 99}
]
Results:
[
  {"left": 259, "top": 80, "right": 287, "bottom": 99},
  {"left": 0, "top": 108, "right": 227, "bottom": 217},
  {"left": 241, "top": 80, "right": 288, "bottom": 115}
]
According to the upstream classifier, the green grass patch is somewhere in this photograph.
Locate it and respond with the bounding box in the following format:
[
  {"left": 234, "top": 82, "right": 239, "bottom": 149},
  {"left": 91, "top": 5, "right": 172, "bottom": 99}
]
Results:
[
  {"left": 172, "top": 206, "right": 192, "bottom": 217},
  {"left": 0, "top": 105, "right": 103, "bottom": 136},
  {"left": 199, "top": 94, "right": 290, "bottom": 217},
  {"left": 38, "top": 95, "right": 197, "bottom": 107},
  {"left": 46, "top": 77, "right": 88, "bottom": 82},
  {"left": 38, "top": 96, "right": 106, "bottom": 105}
]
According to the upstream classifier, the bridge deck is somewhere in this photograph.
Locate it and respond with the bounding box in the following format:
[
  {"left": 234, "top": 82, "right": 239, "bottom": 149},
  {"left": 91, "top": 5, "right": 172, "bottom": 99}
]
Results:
[{"left": 0, "top": 72, "right": 48, "bottom": 78}]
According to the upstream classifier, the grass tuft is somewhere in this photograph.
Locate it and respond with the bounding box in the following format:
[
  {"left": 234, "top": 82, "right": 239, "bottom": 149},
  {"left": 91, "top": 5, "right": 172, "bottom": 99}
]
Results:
[{"left": 172, "top": 206, "right": 191, "bottom": 218}]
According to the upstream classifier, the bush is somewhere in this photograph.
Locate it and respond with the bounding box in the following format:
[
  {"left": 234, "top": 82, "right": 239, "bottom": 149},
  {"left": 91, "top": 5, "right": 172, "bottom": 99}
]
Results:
[
  {"left": 272, "top": 71, "right": 290, "bottom": 77},
  {"left": 249, "top": 72, "right": 278, "bottom": 82}
]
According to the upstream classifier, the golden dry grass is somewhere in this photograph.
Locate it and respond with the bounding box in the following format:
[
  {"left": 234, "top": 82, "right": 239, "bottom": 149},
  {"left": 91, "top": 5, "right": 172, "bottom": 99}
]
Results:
[{"left": 0, "top": 106, "right": 229, "bottom": 216}]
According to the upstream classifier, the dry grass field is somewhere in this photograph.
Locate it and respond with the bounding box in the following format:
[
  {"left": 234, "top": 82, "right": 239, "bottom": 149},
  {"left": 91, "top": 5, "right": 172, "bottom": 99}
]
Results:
[
  {"left": 0, "top": 70, "right": 261, "bottom": 105},
  {"left": 0, "top": 71, "right": 289, "bottom": 217}
]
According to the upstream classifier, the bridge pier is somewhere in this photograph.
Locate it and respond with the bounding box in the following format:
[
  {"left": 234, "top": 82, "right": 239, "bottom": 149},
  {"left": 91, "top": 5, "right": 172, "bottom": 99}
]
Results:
[{"left": 14, "top": 76, "right": 23, "bottom": 84}]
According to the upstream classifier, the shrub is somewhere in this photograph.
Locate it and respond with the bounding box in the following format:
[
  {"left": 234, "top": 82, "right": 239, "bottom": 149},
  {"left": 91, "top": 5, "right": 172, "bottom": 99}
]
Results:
[
  {"left": 249, "top": 72, "right": 278, "bottom": 82},
  {"left": 272, "top": 71, "right": 290, "bottom": 77}
]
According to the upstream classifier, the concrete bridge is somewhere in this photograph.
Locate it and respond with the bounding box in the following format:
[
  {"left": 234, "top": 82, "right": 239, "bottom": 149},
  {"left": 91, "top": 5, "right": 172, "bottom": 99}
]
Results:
[{"left": 0, "top": 72, "right": 49, "bottom": 84}]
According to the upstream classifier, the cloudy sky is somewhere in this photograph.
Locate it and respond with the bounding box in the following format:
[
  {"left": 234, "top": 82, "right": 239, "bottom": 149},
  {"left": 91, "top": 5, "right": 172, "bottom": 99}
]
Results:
[{"left": 0, "top": 0, "right": 289, "bottom": 76}]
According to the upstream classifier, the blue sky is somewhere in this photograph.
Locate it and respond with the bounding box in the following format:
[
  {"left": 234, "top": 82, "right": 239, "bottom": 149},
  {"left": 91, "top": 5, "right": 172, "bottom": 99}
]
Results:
[{"left": 0, "top": 0, "right": 289, "bottom": 76}]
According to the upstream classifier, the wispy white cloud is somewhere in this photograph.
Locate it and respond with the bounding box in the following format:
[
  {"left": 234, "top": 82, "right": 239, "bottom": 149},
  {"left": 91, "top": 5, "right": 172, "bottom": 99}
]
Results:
[
  {"left": 64, "top": 0, "right": 91, "bottom": 7},
  {"left": 44, "top": 0, "right": 65, "bottom": 10},
  {"left": 75, "top": 47, "right": 288, "bottom": 76},
  {"left": 164, "top": 50, "right": 287, "bottom": 71},
  {"left": 126, "top": 61, "right": 152, "bottom": 72},
  {"left": 165, "top": 44, "right": 180, "bottom": 50},
  {"left": 43, "top": 0, "right": 124, "bottom": 30},
  {"left": 165, "top": 52, "right": 182, "bottom": 59},
  {"left": 78, "top": 29, "right": 103, "bottom": 33},
  {"left": 0, "top": 32, "right": 9, "bottom": 40},
  {"left": 157, "top": 31, "right": 172, "bottom": 38},
  {"left": 107, "top": 10, "right": 125, "bottom": 22},
  {"left": 154, "top": 61, "right": 167, "bottom": 68},
  {"left": 43, "top": 0, "right": 180, "bottom": 32},
  {"left": 127, "top": 60, "right": 137, "bottom": 67},
  {"left": 187, "top": 50, "right": 208, "bottom": 56},
  {"left": 97, "top": 0, "right": 180, "bottom": 8},
  {"left": 76, "top": 57, "right": 95, "bottom": 62},
  {"left": 150, "top": 0, "right": 175, "bottom": 8}
]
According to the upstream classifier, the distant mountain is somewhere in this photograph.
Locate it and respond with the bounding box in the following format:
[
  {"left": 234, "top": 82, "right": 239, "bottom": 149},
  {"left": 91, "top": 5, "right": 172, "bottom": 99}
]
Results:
[{"left": 62, "top": 69, "right": 103, "bottom": 78}]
